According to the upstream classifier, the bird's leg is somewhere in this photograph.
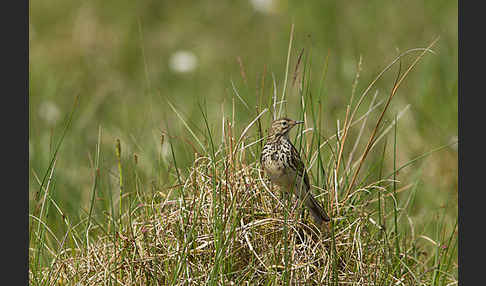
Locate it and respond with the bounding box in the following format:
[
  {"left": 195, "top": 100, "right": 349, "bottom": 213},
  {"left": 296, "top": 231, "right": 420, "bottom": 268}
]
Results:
[
  {"left": 291, "top": 181, "right": 304, "bottom": 218},
  {"left": 284, "top": 185, "right": 299, "bottom": 222},
  {"left": 291, "top": 184, "right": 308, "bottom": 224},
  {"left": 299, "top": 206, "right": 305, "bottom": 223}
]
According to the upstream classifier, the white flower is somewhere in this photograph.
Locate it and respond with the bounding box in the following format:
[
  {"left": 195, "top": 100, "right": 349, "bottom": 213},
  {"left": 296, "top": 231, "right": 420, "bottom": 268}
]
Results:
[
  {"left": 169, "top": 51, "right": 198, "bottom": 73},
  {"left": 449, "top": 136, "right": 458, "bottom": 151},
  {"left": 250, "top": 0, "right": 277, "bottom": 13},
  {"left": 38, "top": 101, "right": 61, "bottom": 126}
]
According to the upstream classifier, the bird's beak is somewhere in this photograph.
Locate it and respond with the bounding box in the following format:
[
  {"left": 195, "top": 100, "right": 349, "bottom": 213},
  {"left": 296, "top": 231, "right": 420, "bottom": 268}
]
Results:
[{"left": 294, "top": 120, "right": 304, "bottom": 125}]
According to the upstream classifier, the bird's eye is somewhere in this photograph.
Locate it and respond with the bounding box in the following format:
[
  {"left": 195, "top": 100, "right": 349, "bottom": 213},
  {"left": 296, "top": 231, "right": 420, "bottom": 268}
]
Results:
[{"left": 282, "top": 121, "right": 287, "bottom": 126}]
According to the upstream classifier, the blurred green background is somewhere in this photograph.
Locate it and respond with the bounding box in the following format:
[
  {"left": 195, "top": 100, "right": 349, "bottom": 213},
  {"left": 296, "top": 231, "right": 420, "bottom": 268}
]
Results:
[{"left": 29, "top": 0, "right": 457, "bottom": 241}]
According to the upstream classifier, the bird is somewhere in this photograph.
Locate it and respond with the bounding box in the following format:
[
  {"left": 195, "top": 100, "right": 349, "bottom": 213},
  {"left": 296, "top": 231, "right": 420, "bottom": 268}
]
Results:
[{"left": 260, "top": 117, "right": 330, "bottom": 228}]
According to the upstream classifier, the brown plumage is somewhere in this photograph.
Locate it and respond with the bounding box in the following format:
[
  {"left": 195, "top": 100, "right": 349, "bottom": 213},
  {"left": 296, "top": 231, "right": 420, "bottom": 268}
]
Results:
[{"left": 260, "top": 117, "right": 330, "bottom": 227}]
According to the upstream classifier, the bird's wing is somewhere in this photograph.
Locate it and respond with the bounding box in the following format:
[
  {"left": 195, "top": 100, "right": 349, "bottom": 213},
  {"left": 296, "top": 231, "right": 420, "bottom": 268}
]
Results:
[{"left": 289, "top": 143, "right": 310, "bottom": 191}]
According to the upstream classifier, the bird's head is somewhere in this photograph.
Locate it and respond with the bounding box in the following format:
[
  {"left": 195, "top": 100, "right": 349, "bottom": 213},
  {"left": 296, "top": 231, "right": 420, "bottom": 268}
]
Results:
[{"left": 268, "top": 117, "right": 304, "bottom": 138}]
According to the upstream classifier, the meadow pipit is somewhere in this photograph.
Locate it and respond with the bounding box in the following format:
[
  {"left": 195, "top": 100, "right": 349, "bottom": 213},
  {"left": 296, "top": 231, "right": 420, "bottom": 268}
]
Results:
[{"left": 260, "top": 118, "right": 330, "bottom": 228}]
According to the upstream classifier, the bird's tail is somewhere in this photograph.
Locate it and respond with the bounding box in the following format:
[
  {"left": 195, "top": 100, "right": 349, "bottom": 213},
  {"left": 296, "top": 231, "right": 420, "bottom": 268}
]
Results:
[
  {"left": 293, "top": 180, "right": 330, "bottom": 227},
  {"left": 304, "top": 192, "right": 330, "bottom": 227}
]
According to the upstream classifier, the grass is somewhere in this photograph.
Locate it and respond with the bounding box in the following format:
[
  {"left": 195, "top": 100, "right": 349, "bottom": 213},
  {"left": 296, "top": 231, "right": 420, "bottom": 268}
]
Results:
[
  {"left": 29, "top": 1, "right": 457, "bottom": 284},
  {"left": 29, "top": 30, "right": 457, "bottom": 284}
]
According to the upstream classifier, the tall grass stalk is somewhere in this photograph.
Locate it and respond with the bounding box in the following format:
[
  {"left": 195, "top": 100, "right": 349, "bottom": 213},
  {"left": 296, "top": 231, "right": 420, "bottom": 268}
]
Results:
[{"left": 30, "top": 94, "right": 79, "bottom": 283}]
